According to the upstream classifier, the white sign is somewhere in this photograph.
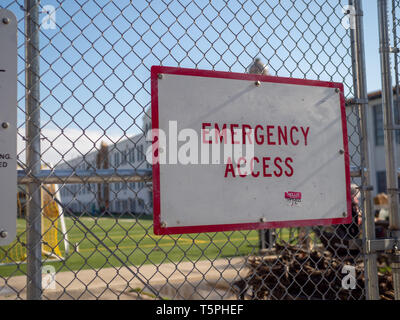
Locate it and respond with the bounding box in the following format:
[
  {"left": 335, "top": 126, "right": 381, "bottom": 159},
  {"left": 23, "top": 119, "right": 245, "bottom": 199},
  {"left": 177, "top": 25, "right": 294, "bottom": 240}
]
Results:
[
  {"left": 0, "top": 9, "right": 17, "bottom": 245},
  {"left": 150, "top": 66, "right": 351, "bottom": 235}
]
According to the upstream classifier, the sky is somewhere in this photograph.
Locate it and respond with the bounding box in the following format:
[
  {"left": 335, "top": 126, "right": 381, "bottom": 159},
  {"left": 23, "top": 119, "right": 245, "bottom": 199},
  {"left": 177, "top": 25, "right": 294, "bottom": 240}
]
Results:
[
  {"left": 363, "top": 0, "right": 383, "bottom": 93},
  {"left": 0, "top": 0, "right": 393, "bottom": 166}
]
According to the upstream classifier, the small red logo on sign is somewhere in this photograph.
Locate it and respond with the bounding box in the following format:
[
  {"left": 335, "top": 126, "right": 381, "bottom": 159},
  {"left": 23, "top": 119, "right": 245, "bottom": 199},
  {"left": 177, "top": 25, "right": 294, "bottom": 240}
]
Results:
[
  {"left": 285, "top": 191, "right": 302, "bottom": 206},
  {"left": 285, "top": 191, "right": 302, "bottom": 200}
]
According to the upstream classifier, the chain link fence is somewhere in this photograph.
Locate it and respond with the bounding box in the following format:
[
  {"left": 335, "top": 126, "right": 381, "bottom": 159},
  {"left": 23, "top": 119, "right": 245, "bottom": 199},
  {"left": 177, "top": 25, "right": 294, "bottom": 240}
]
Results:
[{"left": 0, "top": 0, "right": 397, "bottom": 300}]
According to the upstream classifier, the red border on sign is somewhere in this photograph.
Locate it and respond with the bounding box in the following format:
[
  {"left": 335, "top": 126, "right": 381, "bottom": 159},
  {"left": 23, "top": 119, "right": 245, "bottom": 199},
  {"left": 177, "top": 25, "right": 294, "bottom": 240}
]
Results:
[{"left": 151, "top": 65, "right": 352, "bottom": 235}]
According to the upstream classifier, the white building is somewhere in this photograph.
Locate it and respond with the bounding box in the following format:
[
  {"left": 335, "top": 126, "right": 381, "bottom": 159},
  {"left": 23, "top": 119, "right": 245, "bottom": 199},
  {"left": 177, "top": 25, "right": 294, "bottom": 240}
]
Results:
[
  {"left": 347, "top": 88, "right": 400, "bottom": 197},
  {"left": 57, "top": 113, "right": 153, "bottom": 215}
]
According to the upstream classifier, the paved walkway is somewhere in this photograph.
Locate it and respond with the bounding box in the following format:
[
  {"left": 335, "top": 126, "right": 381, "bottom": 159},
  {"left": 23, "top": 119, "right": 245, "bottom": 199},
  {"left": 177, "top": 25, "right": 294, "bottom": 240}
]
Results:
[{"left": 0, "top": 257, "right": 248, "bottom": 300}]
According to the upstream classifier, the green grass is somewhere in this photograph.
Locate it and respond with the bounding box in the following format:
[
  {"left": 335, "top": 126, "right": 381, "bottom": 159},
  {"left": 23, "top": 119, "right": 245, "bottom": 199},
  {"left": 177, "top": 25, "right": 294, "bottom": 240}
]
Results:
[{"left": 0, "top": 216, "right": 273, "bottom": 277}]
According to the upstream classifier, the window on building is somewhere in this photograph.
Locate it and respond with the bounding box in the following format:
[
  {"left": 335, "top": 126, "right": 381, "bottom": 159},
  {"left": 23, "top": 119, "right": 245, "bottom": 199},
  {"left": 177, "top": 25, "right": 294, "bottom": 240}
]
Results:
[
  {"left": 113, "top": 152, "right": 120, "bottom": 167},
  {"left": 374, "top": 102, "right": 400, "bottom": 146},
  {"left": 121, "top": 149, "right": 127, "bottom": 165},
  {"left": 128, "top": 148, "right": 135, "bottom": 163},
  {"left": 130, "top": 198, "right": 136, "bottom": 212},
  {"left": 138, "top": 198, "right": 144, "bottom": 211},
  {"left": 374, "top": 104, "right": 384, "bottom": 146},
  {"left": 376, "top": 170, "right": 400, "bottom": 196},
  {"left": 376, "top": 171, "right": 386, "bottom": 194},
  {"left": 122, "top": 200, "right": 128, "bottom": 212}
]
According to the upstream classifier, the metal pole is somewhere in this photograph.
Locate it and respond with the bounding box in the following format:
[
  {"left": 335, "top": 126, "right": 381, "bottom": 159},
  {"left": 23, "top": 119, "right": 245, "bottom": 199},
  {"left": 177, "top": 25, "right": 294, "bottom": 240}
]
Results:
[
  {"left": 349, "top": 0, "right": 380, "bottom": 300},
  {"left": 391, "top": 0, "right": 400, "bottom": 114},
  {"left": 377, "top": 0, "right": 400, "bottom": 300},
  {"left": 25, "top": 0, "right": 42, "bottom": 300}
]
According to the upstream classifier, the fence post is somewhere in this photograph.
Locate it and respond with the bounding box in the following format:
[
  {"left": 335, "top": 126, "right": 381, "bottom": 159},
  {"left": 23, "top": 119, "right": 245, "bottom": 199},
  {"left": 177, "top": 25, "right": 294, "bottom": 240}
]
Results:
[
  {"left": 25, "top": 0, "right": 42, "bottom": 300},
  {"left": 349, "top": 0, "right": 380, "bottom": 300},
  {"left": 377, "top": 0, "right": 400, "bottom": 300}
]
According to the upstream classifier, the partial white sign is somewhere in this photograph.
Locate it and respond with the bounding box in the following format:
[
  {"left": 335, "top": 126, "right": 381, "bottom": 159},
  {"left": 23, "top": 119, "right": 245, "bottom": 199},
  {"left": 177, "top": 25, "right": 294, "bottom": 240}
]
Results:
[{"left": 0, "top": 9, "right": 17, "bottom": 245}]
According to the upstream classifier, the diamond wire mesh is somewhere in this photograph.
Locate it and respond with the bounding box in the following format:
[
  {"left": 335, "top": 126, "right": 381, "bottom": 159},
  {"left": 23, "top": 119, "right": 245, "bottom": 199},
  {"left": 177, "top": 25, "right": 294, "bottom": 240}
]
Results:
[
  {"left": 393, "top": 0, "right": 400, "bottom": 120},
  {"left": 0, "top": 0, "right": 368, "bottom": 300}
]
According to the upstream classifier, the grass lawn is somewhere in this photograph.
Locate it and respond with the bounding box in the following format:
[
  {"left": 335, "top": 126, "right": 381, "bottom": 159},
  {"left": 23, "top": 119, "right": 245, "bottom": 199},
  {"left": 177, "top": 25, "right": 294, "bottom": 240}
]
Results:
[{"left": 1, "top": 216, "right": 290, "bottom": 278}]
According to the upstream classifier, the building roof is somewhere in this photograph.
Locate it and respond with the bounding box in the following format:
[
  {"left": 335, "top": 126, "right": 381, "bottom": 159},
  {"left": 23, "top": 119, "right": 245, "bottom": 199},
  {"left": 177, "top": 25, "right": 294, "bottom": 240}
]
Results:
[{"left": 346, "top": 86, "right": 400, "bottom": 105}]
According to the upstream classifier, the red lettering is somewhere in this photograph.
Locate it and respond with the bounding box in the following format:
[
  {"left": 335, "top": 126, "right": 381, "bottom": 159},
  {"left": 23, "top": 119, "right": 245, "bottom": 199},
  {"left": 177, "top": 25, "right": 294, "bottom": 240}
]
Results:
[
  {"left": 224, "top": 157, "right": 236, "bottom": 177},
  {"left": 237, "top": 157, "right": 247, "bottom": 177},
  {"left": 255, "top": 125, "right": 264, "bottom": 145},
  {"left": 251, "top": 157, "right": 260, "bottom": 177},
  {"left": 215, "top": 123, "right": 227, "bottom": 144},
  {"left": 266, "top": 125, "right": 275, "bottom": 145},
  {"left": 262, "top": 157, "right": 272, "bottom": 177},
  {"left": 301, "top": 126, "right": 310, "bottom": 146},
  {"left": 285, "top": 157, "right": 294, "bottom": 177},
  {"left": 274, "top": 157, "right": 283, "bottom": 177},
  {"left": 290, "top": 127, "right": 299, "bottom": 145},
  {"left": 242, "top": 124, "right": 253, "bottom": 145},
  {"left": 230, "top": 124, "right": 240, "bottom": 144},
  {"left": 201, "top": 123, "right": 212, "bottom": 144},
  {"left": 278, "top": 126, "right": 287, "bottom": 145}
]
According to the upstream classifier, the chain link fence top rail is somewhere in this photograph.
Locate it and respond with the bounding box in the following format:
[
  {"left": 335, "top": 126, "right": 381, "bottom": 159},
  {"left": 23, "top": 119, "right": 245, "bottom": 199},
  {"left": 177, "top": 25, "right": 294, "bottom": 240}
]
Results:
[{"left": 0, "top": 0, "right": 371, "bottom": 300}]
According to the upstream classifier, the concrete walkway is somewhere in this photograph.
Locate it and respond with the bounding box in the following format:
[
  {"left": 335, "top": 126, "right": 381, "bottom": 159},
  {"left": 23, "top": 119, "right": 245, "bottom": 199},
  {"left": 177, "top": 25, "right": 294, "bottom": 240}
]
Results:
[{"left": 0, "top": 257, "right": 249, "bottom": 300}]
